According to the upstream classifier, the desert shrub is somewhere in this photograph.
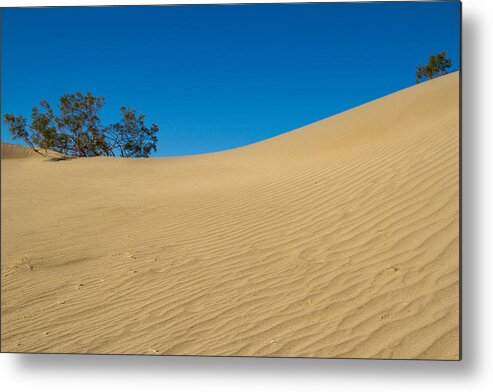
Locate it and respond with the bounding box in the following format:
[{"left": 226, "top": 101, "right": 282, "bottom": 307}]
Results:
[
  {"left": 416, "top": 51, "right": 452, "bottom": 83},
  {"left": 3, "top": 92, "right": 158, "bottom": 158}
]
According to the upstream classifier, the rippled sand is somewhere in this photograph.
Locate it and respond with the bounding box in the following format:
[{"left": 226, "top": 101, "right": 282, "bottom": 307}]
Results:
[{"left": 1, "top": 73, "right": 459, "bottom": 359}]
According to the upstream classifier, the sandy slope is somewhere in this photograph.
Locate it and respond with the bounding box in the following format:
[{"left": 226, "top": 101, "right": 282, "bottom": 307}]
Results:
[
  {"left": 1, "top": 142, "right": 66, "bottom": 160},
  {"left": 1, "top": 142, "right": 45, "bottom": 159},
  {"left": 1, "top": 73, "right": 459, "bottom": 359}
]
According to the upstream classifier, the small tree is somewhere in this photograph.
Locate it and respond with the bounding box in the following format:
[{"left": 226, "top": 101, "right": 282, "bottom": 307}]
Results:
[
  {"left": 3, "top": 92, "right": 158, "bottom": 158},
  {"left": 416, "top": 51, "right": 452, "bottom": 84}
]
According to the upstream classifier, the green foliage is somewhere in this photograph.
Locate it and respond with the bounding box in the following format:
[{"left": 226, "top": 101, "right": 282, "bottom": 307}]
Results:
[
  {"left": 3, "top": 92, "right": 158, "bottom": 158},
  {"left": 416, "top": 51, "right": 452, "bottom": 84},
  {"left": 106, "top": 107, "right": 159, "bottom": 158}
]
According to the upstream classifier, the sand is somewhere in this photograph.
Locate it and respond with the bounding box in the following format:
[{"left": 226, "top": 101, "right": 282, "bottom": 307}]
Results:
[
  {"left": 1, "top": 143, "right": 47, "bottom": 160},
  {"left": 1, "top": 72, "right": 460, "bottom": 359}
]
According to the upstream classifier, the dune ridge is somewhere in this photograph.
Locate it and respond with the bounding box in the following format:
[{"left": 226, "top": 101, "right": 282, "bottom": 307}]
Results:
[
  {"left": 1, "top": 73, "right": 459, "bottom": 359},
  {"left": 1, "top": 142, "right": 66, "bottom": 160},
  {"left": 1, "top": 142, "right": 44, "bottom": 159}
]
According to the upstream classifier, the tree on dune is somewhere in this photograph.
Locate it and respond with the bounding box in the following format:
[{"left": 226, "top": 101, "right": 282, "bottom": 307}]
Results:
[
  {"left": 416, "top": 51, "right": 452, "bottom": 84},
  {"left": 3, "top": 92, "right": 159, "bottom": 158}
]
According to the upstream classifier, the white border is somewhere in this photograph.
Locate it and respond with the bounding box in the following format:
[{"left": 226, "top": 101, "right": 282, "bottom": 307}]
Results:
[{"left": 2, "top": 1, "right": 493, "bottom": 391}]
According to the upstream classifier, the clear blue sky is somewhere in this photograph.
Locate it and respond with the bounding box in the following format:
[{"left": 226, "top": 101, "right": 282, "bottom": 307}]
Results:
[{"left": 1, "top": 2, "right": 460, "bottom": 157}]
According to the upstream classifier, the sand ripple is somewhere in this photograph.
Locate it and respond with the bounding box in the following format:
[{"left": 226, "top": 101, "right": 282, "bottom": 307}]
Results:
[{"left": 1, "top": 73, "right": 459, "bottom": 359}]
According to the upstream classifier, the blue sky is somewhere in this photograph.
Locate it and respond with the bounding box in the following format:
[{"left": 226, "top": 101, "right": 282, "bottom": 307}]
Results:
[{"left": 1, "top": 2, "right": 460, "bottom": 157}]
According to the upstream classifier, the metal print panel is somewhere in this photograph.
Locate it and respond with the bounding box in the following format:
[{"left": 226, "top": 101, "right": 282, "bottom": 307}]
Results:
[{"left": 0, "top": 1, "right": 461, "bottom": 360}]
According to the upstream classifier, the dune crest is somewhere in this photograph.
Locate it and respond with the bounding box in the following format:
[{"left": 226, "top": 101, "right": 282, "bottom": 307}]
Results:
[
  {"left": 1, "top": 73, "right": 459, "bottom": 359},
  {"left": 1, "top": 143, "right": 66, "bottom": 160},
  {"left": 1, "top": 143, "right": 44, "bottom": 159}
]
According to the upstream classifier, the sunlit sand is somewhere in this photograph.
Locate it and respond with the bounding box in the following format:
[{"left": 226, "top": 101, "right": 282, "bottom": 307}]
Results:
[{"left": 1, "top": 73, "right": 459, "bottom": 359}]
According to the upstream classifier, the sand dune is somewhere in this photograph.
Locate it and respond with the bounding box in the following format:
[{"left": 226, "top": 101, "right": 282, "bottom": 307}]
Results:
[
  {"left": 1, "top": 142, "right": 45, "bottom": 159},
  {"left": 1, "top": 73, "right": 459, "bottom": 359},
  {"left": 1, "top": 142, "right": 65, "bottom": 160}
]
